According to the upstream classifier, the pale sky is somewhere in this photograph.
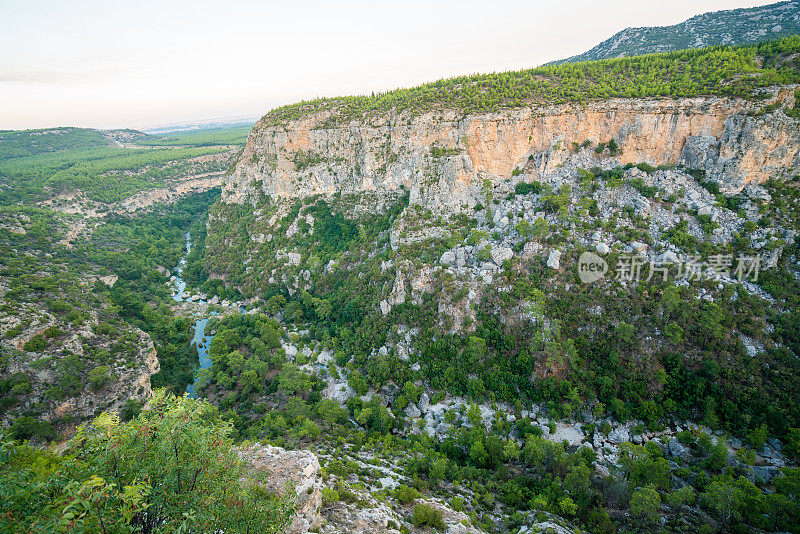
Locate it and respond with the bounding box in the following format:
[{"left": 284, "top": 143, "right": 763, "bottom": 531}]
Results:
[{"left": 0, "top": 0, "right": 780, "bottom": 130}]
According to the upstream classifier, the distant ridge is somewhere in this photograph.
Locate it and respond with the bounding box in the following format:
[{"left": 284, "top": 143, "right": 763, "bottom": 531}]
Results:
[
  {"left": 143, "top": 117, "right": 257, "bottom": 135},
  {"left": 550, "top": 0, "right": 800, "bottom": 64}
]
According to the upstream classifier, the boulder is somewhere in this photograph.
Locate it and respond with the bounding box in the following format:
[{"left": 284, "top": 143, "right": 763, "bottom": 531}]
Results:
[
  {"left": 607, "top": 426, "right": 630, "bottom": 444},
  {"left": 323, "top": 381, "right": 354, "bottom": 404},
  {"left": 418, "top": 393, "right": 430, "bottom": 413},
  {"left": 547, "top": 250, "right": 561, "bottom": 269},
  {"left": 435, "top": 422, "right": 453, "bottom": 437},
  {"left": 404, "top": 403, "right": 421, "bottom": 419},
  {"left": 668, "top": 438, "right": 689, "bottom": 458},
  {"left": 490, "top": 246, "right": 513, "bottom": 265},
  {"left": 548, "top": 424, "right": 584, "bottom": 446},
  {"left": 596, "top": 242, "right": 610, "bottom": 255},
  {"left": 750, "top": 465, "right": 779, "bottom": 484},
  {"left": 440, "top": 250, "right": 456, "bottom": 266}
]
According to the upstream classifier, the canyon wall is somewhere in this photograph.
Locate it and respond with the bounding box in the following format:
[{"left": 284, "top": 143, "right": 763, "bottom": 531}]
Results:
[{"left": 223, "top": 87, "right": 799, "bottom": 211}]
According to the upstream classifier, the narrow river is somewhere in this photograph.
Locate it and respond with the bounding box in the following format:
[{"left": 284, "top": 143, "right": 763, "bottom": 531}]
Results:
[{"left": 171, "top": 231, "right": 215, "bottom": 397}]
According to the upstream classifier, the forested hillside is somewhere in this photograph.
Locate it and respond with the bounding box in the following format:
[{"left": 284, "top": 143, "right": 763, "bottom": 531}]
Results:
[{"left": 0, "top": 127, "right": 235, "bottom": 203}]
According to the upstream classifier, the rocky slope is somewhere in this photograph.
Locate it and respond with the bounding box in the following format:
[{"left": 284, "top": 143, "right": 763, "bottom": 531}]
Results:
[
  {"left": 239, "top": 441, "right": 582, "bottom": 534},
  {"left": 196, "top": 41, "right": 800, "bottom": 533},
  {"left": 0, "top": 271, "right": 160, "bottom": 438},
  {"left": 223, "top": 88, "right": 799, "bottom": 212},
  {"left": 551, "top": 0, "right": 800, "bottom": 64}
]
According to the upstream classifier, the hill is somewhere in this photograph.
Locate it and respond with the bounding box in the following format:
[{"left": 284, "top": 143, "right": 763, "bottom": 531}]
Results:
[{"left": 551, "top": 0, "right": 800, "bottom": 64}]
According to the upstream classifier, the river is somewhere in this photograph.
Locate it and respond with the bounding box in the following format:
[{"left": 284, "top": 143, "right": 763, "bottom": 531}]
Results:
[{"left": 171, "top": 231, "right": 215, "bottom": 397}]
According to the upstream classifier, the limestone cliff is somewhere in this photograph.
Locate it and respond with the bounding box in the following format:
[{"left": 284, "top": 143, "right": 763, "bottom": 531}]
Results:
[{"left": 223, "top": 87, "right": 799, "bottom": 211}]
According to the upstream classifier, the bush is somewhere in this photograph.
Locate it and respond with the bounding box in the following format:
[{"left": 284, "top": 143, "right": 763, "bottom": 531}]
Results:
[
  {"left": 514, "top": 181, "right": 542, "bottom": 196},
  {"left": 410, "top": 504, "right": 446, "bottom": 530},
  {"left": 23, "top": 335, "right": 46, "bottom": 352},
  {"left": 1, "top": 390, "right": 296, "bottom": 532},
  {"left": 449, "top": 496, "right": 465, "bottom": 512},
  {"left": 87, "top": 365, "right": 112, "bottom": 389},
  {"left": 9, "top": 416, "right": 55, "bottom": 442},
  {"left": 43, "top": 326, "right": 64, "bottom": 338},
  {"left": 395, "top": 484, "right": 421, "bottom": 504},
  {"left": 322, "top": 487, "right": 340, "bottom": 505}
]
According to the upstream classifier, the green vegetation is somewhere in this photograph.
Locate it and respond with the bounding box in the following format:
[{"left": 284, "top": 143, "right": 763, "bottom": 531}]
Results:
[
  {"left": 0, "top": 145, "right": 228, "bottom": 203},
  {"left": 0, "top": 127, "right": 111, "bottom": 159},
  {"left": 134, "top": 125, "right": 253, "bottom": 147},
  {"left": 0, "top": 190, "right": 220, "bottom": 435},
  {"left": 3, "top": 33, "right": 800, "bottom": 534},
  {"left": 261, "top": 37, "right": 800, "bottom": 126},
  {"left": 0, "top": 127, "right": 238, "bottom": 203},
  {"left": 0, "top": 391, "right": 295, "bottom": 533}
]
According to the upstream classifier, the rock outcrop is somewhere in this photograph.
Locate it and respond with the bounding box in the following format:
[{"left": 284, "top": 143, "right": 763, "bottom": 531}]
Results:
[
  {"left": 223, "top": 88, "right": 799, "bottom": 210},
  {"left": 238, "top": 443, "right": 324, "bottom": 534}
]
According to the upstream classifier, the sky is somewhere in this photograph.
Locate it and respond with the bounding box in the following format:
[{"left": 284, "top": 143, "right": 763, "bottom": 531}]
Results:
[{"left": 0, "top": 0, "right": 781, "bottom": 130}]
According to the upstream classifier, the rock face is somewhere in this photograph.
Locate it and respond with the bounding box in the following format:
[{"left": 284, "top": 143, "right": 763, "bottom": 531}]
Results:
[
  {"left": 681, "top": 109, "right": 800, "bottom": 193},
  {"left": 222, "top": 89, "right": 799, "bottom": 209},
  {"left": 238, "top": 443, "right": 324, "bottom": 534}
]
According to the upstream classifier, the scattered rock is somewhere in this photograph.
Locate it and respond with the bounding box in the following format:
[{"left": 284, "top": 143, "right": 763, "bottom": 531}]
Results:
[
  {"left": 440, "top": 250, "right": 456, "bottom": 266},
  {"left": 490, "top": 246, "right": 513, "bottom": 265},
  {"left": 547, "top": 250, "right": 561, "bottom": 269},
  {"left": 404, "top": 403, "right": 421, "bottom": 418},
  {"left": 668, "top": 438, "right": 689, "bottom": 458},
  {"left": 750, "top": 465, "right": 779, "bottom": 484}
]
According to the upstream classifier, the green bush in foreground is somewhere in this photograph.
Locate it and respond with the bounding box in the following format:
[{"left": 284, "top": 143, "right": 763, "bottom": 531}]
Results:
[{"left": 0, "top": 390, "right": 295, "bottom": 533}]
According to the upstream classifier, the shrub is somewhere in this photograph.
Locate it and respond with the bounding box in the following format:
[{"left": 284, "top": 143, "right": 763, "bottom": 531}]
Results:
[
  {"left": 1, "top": 391, "right": 296, "bottom": 532},
  {"left": 9, "top": 416, "right": 55, "bottom": 442},
  {"left": 43, "top": 326, "right": 64, "bottom": 338},
  {"left": 322, "top": 487, "right": 340, "bottom": 504},
  {"left": 395, "top": 484, "right": 421, "bottom": 504},
  {"left": 514, "top": 181, "right": 542, "bottom": 195},
  {"left": 449, "top": 496, "right": 465, "bottom": 512},
  {"left": 23, "top": 335, "right": 46, "bottom": 352},
  {"left": 88, "top": 365, "right": 112, "bottom": 389},
  {"left": 410, "top": 503, "right": 446, "bottom": 530}
]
